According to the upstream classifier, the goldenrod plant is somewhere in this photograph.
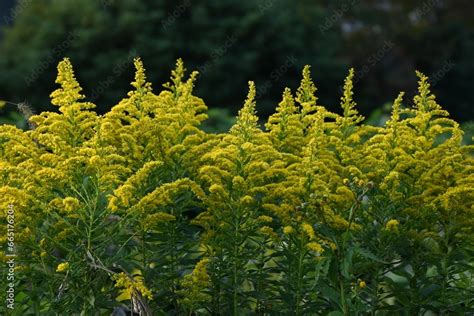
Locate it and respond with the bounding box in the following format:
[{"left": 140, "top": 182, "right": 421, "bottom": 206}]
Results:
[{"left": 0, "top": 58, "right": 473, "bottom": 315}]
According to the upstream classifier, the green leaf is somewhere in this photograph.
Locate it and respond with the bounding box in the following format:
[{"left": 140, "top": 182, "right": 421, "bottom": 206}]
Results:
[
  {"left": 355, "top": 247, "right": 390, "bottom": 264},
  {"left": 341, "top": 246, "right": 354, "bottom": 279},
  {"left": 319, "top": 283, "right": 341, "bottom": 306}
]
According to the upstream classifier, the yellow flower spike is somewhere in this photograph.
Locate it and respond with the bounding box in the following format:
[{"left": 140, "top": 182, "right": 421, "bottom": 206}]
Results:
[
  {"left": 230, "top": 81, "right": 259, "bottom": 140},
  {"left": 192, "top": 258, "right": 211, "bottom": 281},
  {"left": 387, "top": 92, "right": 405, "bottom": 128},
  {"left": 339, "top": 68, "right": 364, "bottom": 128},
  {"left": 114, "top": 184, "right": 134, "bottom": 206},
  {"left": 50, "top": 58, "right": 86, "bottom": 110},
  {"left": 301, "top": 222, "right": 315, "bottom": 240},
  {"left": 131, "top": 57, "right": 151, "bottom": 91},
  {"left": 30, "top": 57, "right": 98, "bottom": 150},
  {"left": 178, "top": 258, "right": 212, "bottom": 309},
  {"left": 266, "top": 87, "right": 305, "bottom": 154},
  {"left": 164, "top": 58, "right": 186, "bottom": 92},
  {"left": 144, "top": 212, "right": 176, "bottom": 230},
  {"left": 113, "top": 271, "right": 153, "bottom": 302},
  {"left": 296, "top": 65, "right": 318, "bottom": 123},
  {"left": 108, "top": 196, "right": 119, "bottom": 212},
  {"left": 414, "top": 71, "right": 442, "bottom": 113},
  {"left": 359, "top": 280, "right": 366, "bottom": 289}
]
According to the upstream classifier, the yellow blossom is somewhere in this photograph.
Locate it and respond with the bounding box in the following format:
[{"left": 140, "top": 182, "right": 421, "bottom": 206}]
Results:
[
  {"left": 108, "top": 196, "right": 119, "bottom": 212},
  {"left": 283, "top": 226, "right": 294, "bottom": 234},
  {"left": 62, "top": 197, "right": 80, "bottom": 212},
  {"left": 385, "top": 219, "right": 400, "bottom": 232},
  {"left": 56, "top": 262, "right": 69, "bottom": 273},
  {"left": 113, "top": 270, "right": 153, "bottom": 301},
  {"left": 178, "top": 258, "right": 211, "bottom": 309},
  {"left": 0, "top": 57, "right": 472, "bottom": 315},
  {"left": 307, "top": 242, "right": 324, "bottom": 253},
  {"left": 301, "top": 222, "right": 315, "bottom": 240}
]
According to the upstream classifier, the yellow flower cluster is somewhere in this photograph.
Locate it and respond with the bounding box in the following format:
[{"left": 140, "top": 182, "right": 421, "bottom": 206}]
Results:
[
  {"left": 56, "top": 262, "right": 69, "bottom": 273},
  {"left": 113, "top": 270, "right": 153, "bottom": 301},
  {"left": 385, "top": 219, "right": 400, "bottom": 232},
  {"left": 307, "top": 241, "right": 323, "bottom": 253},
  {"left": 0, "top": 57, "right": 472, "bottom": 314},
  {"left": 62, "top": 197, "right": 80, "bottom": 212},
  {"left": 301, "top": 222, "right": 315, "bottom": 240},
  {"left": 178, "top": 258, "right": 212, "bottom": 309}
]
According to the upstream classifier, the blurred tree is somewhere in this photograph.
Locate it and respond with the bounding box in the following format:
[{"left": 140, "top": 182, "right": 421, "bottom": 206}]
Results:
[
  {"left": 0, "top": 0, "right": 473, "bottom": 123},
  {"left": 0, "top": 0, "right": 345, "bottom": 120},
  {"left": 339, "top": 0, "right": 474, "bottom": 122},
  {"left": 0, "top": 0, "right": 16, "bottom": 27}
]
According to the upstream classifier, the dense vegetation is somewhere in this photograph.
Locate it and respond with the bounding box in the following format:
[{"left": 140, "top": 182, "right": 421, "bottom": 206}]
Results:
[{"left": 0, "top": 58, "right": 473, "bottom": 315}]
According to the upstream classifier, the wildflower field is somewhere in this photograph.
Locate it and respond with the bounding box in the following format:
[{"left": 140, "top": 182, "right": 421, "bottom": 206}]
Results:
[{"left": 0, "top": 58, "right": 473, "bottom": 315}]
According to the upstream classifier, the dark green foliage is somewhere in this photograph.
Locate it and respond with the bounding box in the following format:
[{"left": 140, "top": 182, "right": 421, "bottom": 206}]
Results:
[{"left": 2, "top": 0, "right": 472, "bottom": 123}]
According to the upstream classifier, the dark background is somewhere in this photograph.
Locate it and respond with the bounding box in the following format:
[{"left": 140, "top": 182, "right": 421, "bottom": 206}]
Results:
[{"left": 0, "top": 0, "right": 473, "bottom": 130}]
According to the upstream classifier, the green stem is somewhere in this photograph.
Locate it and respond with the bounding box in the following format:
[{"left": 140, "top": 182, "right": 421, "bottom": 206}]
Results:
[
  {"left": 295, "top": 237, "right": 305, "bottom": 316},
  {"left": 372, "top": 273, "right": 379, "bottom": 315},
  {"left": 340, "top": 273, "right": 348, "bottom": 315},
  {"left": 255, "top": 241, "right": 265, "bottom": 314},
  {"left": 333, "top": 243, "right": 348, "bottom": 316},
  {"left": 86, "top": 205, "right": 94, "bottom": 250},
  {"left": 440, "top": 223, "right": 450, "bottom": 309},
  {"left": 232, "top": 219, "right": 239, "bottom": 316},
  {"left": 170, "top": 219, "right": 178, "bottom": 306}
]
